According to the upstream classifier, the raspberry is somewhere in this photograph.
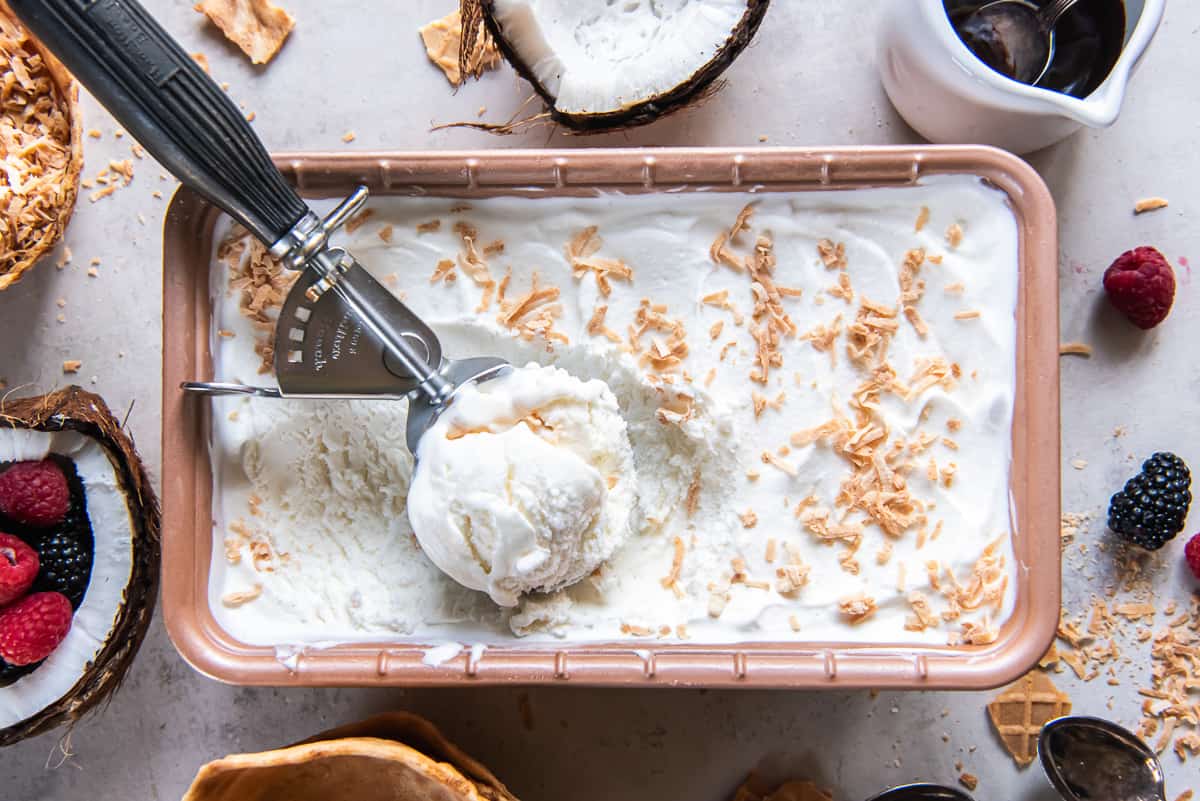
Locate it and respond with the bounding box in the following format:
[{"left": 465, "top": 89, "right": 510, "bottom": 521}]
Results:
[
  {"left": 0, "top": 533, "right": 38, "bottom": 606},
  {"left": 0, "top": 592, "right": 72, "bottom": 665},
  {"left": 1186, "top": 534, "right": 1200, "bottom": 581},
  {"left": 0, "top": 459, "right": 70, "bottom": 527},
  {"left": 1103, "top": 246, "right": 1176, "bottom": 329},
  {"left": 1108, "top": 453, "right": 1192, "bottom": 550}
]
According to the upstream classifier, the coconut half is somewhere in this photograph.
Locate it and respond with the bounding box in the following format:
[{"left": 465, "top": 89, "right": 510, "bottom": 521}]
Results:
[
  {"left": 0, "top": 387, "right": 159, "bottom": 746},
  {"left": 464, "top": 0, "right": 769, "bottom": 130}
]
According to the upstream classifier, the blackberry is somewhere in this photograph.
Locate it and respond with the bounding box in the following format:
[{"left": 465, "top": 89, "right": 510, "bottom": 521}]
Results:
[
  {"left": 31, "top": 527, "right": 92, "bottom": 608},
  {"left": 1108, "top": 452, "right": 1192, "bottom": 550},
  {"left": 0, "top": 656, "right": 37, "bottom": 687}
]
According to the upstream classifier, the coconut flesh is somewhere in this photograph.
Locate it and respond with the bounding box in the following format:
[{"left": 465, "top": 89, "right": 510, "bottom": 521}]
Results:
[
  {"left": 480, "top": 0, "right": 769, "bottom": 128},
  {"left": 0, "top": 430, "right": 134, "bottom": 730}
]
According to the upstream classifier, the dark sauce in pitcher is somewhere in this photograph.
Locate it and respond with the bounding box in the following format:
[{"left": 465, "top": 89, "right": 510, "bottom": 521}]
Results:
[{"left": 944, "top": 0, "right": 1127, "bottom": 98}]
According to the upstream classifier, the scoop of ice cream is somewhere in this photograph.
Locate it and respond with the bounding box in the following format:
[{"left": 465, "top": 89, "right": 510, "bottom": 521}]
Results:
[{"left": 407, "top": 364, "right": 637, "bottom": 606}]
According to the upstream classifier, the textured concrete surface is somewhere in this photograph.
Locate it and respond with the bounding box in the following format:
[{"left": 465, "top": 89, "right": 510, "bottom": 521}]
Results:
[{"left": 1, "top": 1, "right": 1198, "bottom": 799}]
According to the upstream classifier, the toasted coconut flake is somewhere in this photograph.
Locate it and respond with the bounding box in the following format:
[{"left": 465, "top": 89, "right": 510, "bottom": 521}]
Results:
[
  {"left": 222, "top": 584, "right": 262, "bottom": 607},
  {"left": 497, "top": 274, "right": 566, "bottom": 345},
  {"left": 0, "top": 10, "right": 81, "bottom": 290},
  {"left": 586, "top": 304, "right": 621, "bottom": 343},
  {"left": 632, "top": 299, "right": 688, "bottom": 373},
  {"left": 729, "top": 203, "right": 756, "bottom": 242},
  {"left": 565, "top": 226, "right": 633, "bottom": 296},
  {"left": 195, "top": 0, "right": 295, "bottom": 65},
  {"left": 839, "top": 594, "right": 877, "bottom": 624},
  {"left": 775, "top": 562, "right": 810, "bottom": 597},
  {"left": 905, "top": 591, "right": 939, "bottom": 631},
  {"left": 220, "top": 225, "right": 298, "bottom": 373},
  {"left": 222, "top": 535, "right": 243, "bottom": 564},
  {"left": 827, "top": 271, "right": 854, "bottom": 304},
  {"left": 899, "top": 249, "right": 928, "bottom": 337},
  {"left": 817, "top": 239, "right": 847, "bottom": 270},
  {"left": 802, "top": 315, "right": 842, "bottom": 366},
  {"left": 1134, "top": 197, "right": 1169, "bottom": 214},
  {"left": 451, "top": 221, "right": 499, "bottom": 311},
  {"left": 416, "top": 219, "right": 441, "bottom": 234},
  {"left": 655, "top": 390, "right": 696, "bottom": 426},
  {"left": 945, "top": 223, "right": 964, "bottom": 248},
  {"left": 750, "top": 390, "right": 784, "bottom": 418},
  {"left": 915, "top": 206, "right": 930, "bottom": 232},
  {"left": 61, "top": 359, "right": 81, "bottom": 373},
  {"left": 684, "top": 471, "right": 702, "bottom": 518},
  {"left": 1114, "top": 602, "right": 1156, "bottom": 620},
  {"left": 761, "top": 450, "right": 797, "bottom": 477},
  {"left": 660, "top": 536, "right": 686, "bottom": 597},
  {"left": 846, "top": 299, "right": 899, "bottom": 367},
  {"left": 954, "top": 309, "right": 981, "bottom": 320},
  {"left": 1059, "top": 342, "right": 1093, "bottom": 357},
  {"left": 739, "top": 509, "right": 758, "bottom": 529}
]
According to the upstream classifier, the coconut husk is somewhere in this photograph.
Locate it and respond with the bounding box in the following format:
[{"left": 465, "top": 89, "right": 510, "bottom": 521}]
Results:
[
  {"left": 182, "top": 712, "right": 520, "bottom": 801},
  {"left": 0, "top": 0, "right": 84, "bottom": 291},
  {"left": 0, "top": 386, "right": 160, "bottom": 747},
  {"left": 462, "top": 0, "right": 770, "bottom": 132}
]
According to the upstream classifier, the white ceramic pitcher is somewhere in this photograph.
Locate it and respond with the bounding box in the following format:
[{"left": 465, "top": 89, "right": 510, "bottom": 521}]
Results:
[{"left": 878, "top": 0, "right": 1166, "bottom": 154}]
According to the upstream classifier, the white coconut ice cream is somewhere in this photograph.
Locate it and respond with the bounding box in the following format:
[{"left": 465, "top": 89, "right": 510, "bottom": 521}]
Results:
[{"left": 407, "top": 364, "right": 637, "bottom": 606}]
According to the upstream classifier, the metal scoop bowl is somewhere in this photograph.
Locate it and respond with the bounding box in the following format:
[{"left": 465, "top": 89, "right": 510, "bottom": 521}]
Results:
[{"left": 182, "top": 186, "right": 510, "bottom": 454}]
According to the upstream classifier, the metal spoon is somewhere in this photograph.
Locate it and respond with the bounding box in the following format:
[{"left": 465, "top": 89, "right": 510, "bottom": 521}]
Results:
[
  {"left": 1039, "top": 716, "right": 1167, "bottom": 801},
  {"left": 867, "top": 784, "right": 975, "bottom": 801},
  {"left": 954, "top": 0, "right": 1085, "bottom": 85}
]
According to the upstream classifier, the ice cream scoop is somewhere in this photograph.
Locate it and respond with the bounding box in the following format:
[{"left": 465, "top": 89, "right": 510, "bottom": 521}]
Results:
[
  {"left": 406, "top": 364, "right": 637, "bottom": 606},
  {"left": 5, "top": 0, "right": 509, "bottom": 458}
]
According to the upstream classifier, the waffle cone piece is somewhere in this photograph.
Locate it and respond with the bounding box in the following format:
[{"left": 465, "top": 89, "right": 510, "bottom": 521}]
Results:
[
  {"left": 731, "top": 773, "right": 833, "bottom": 801},
  {"left": 987, "top": 670, "right": 1072, "bottom": 767},
  {"left": 0, "top": 0, "right": 84, "bottom": 291},
  {"left": 182, "top": 712, "right": 520, "bottom": 801}
]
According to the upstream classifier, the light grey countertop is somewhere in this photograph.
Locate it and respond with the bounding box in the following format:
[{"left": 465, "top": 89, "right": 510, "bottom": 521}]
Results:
[{"left": 2, "top": 1, "right": 1197, "bottom": 799}]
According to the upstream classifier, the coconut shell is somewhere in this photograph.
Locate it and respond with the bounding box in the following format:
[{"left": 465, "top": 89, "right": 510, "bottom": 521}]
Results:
[
  {"left": 465, "top": 0, "right": 770, "bottom": 132},
  {"left": 0, "top": 386, "right": 160, "bottom": 747},
  {"left": 182, "top": 712, "right": 521, "bottom": 801},
  {"left": 0, "top": 0, "right": 84, "bottom": 291}
]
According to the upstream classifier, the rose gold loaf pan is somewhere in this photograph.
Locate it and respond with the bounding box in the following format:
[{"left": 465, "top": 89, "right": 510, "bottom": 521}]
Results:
[{"left": 162, "top": 147, "right": 1059, "bottom": 689}]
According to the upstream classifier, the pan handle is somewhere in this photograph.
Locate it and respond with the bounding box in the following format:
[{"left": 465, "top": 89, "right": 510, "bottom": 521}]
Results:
[{"left": 8, "top": 0, "right": 308, "bottom": 247}]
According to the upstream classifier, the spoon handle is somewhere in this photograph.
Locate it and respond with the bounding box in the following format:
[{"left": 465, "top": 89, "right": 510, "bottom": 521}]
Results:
[{"left": 1040, "top": 0, "right": 1082, "bottom": 30}]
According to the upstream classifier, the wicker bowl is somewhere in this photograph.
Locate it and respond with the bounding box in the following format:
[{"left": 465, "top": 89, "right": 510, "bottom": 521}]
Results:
[{"left": 0, "top": 0, "right": 83, "bottom": 291}]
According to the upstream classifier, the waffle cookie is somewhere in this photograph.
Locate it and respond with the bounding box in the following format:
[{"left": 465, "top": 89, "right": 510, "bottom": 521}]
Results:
[{"left": 987, "top": 669, "right": 1073, "bottom": 767}]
